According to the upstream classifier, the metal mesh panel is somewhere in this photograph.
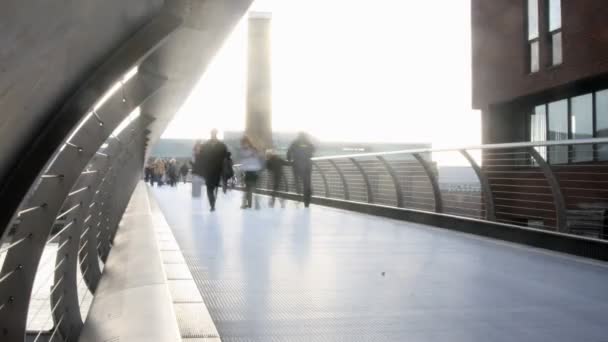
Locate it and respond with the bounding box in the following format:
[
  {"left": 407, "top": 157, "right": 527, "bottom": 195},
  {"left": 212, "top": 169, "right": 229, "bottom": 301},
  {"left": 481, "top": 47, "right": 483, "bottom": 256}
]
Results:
[
  {"left": 357, "top": 158, "right": 398, "bottom": 207},
  {"left": 315, "top": 160, "right": 346, "bottom": 200},
  {"left": 386, "top": 154, "right": 436, "bottom": 212},
  {"left": 335, "top": 159, "right": 368, "bottom": 203}
]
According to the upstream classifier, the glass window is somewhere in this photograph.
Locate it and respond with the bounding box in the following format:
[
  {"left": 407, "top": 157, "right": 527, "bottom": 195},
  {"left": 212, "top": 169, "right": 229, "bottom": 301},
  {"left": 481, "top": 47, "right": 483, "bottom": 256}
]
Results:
[
  {"left": 551, "top": 32, "right": 562, "bottom": 66},
  {"left": 548, "top": 99, "right": 568, "bottom": 164},
  {"left": 530, "top": 41, "right": 540, "bottom": 73},
  {"left": 571, "top": 94, "right": 593, "bottom": 162},
  {"left": 548, "top": 0, "right": 562, "bottom": 31},
  {"left": 528, "top": 0, "right": 539, "bottom": 39},
  {"left": 596, "top": 90, "right": 608, "bottom": 160},
  {"left": 530, "top": 105, "right": 547, "bottom": 159}
]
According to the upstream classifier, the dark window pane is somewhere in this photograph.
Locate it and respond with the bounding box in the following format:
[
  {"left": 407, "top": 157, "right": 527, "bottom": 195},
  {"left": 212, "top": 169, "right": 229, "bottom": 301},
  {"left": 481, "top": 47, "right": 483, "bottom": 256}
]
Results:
[
  {"left": 597, "top": 90, "right": 608, "bottom": 160},
  {"left": 528, "top": 0, "right": 539, "bottom": 39},
  {"left": 571, "top": 94, "right": 593, "bottom": 162},
  {"left": 530, "top": 41, "right": 539, "bottom": 73},
  {"left": 552, "top": 32, "right": 562, "bottom": 65},
  {"left": 549, "top": 0, "right": 562, "bottom": 31},
  {"left": 548, "top": 99, "right": 568, "bottom": 164}
]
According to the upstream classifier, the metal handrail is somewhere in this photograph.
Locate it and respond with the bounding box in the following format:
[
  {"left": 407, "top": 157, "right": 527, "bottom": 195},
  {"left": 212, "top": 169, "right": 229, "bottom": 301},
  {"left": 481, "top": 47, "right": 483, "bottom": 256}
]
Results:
[
  {"left": 245, "top": 138, "right": 608, "bottom": 243},
  {"left": 312, "top": 137, "right": 608, "bottom": 161}
]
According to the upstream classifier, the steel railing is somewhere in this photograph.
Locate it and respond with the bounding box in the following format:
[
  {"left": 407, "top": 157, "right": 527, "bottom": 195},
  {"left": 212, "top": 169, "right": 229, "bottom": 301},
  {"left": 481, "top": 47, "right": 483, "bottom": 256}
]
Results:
[
  {"left": 237, "top": 138, "right": 608, "bottom": 241},
  {"left": 0, "top": 74, "right": 154, "bottom": 342}
]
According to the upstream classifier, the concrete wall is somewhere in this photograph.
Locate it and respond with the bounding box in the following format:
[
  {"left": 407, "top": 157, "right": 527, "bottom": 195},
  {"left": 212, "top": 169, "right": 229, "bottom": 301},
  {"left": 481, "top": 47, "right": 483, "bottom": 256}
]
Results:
[{"left": 0, "top": 0, "right": 163, "bottom": 183}]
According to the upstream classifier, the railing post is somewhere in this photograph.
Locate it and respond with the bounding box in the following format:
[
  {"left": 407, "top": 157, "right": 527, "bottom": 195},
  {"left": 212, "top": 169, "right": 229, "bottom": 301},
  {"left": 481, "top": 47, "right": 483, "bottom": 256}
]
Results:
[
  {"left": 460, "top": 150, "right": 496, "bottom": 221},
  {"left": 412, "top": 153, "right": 443, "bottom": 213},
  {"left": 377, "top": 156, "right": 404, "bottom": 208},
  {"left": 528, "top": 147, "right": 568, "bottom": 232},
  {"left": 328, "top": 160, "right": 350, "bottom": 201},
  {"left": 350, "top": 158, "right": 374, "bottom": 204},
  {"left": 312, "top": 161, "right": 330, "bottom": 198}
]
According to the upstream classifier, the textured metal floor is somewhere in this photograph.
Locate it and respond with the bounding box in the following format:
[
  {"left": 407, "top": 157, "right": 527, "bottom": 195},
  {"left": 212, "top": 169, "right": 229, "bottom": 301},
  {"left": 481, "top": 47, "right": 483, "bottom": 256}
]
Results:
[{"left": 151, "top": 184, "right": 608, "bottom": 342}]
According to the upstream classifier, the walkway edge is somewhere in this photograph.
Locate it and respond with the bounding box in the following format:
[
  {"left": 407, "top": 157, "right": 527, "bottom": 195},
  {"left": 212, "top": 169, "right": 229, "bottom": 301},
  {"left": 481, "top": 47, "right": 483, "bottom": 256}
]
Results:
[
  {"left": 79, "top": 183, "right": 181, "bottom": 342},
  {"left": 146, "top": 184, "right": 222, "bottom": 342},
  {"left": 252, "top": 189, "right": 608, "bottom": 262}
]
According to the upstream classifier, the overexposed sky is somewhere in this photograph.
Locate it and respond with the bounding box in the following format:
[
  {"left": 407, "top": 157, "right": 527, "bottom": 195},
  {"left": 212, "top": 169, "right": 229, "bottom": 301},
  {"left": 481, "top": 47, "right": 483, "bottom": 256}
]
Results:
[{"left": 162, "top": 0, "right": 480, "bottom": 148}]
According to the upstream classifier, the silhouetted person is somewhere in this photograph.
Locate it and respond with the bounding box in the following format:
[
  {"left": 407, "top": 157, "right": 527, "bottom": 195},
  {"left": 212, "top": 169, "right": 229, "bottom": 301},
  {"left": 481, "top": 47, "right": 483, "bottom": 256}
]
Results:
[
  {"left": 266, "top": 149, "right": 289, "bottom": 207},
  {"left": 240, "top": 136, "right": 263, "bottom": 209},
  {"left": 199, "top": 129, "right": 228, "bottom": 211},
  {"left": 222, "top": 152, "right": 234, "bottom": 194},
  {"left": 287, "top": 132, "right": 315, "bottom": 207},
  {"left": 144, "top": 162, "right": 154, "bottom": 184},
  {"left": 153, "top": 158, "right": 166, "bottom": 186},
  {"left": 167, "top": 159, "right": 178, "bottom": 187},
  {"left": 191, "top": 140, "right": 204, "bottom": 197},
  {"left": 179, "top": 163, "right": 189, "bottom": 183}
]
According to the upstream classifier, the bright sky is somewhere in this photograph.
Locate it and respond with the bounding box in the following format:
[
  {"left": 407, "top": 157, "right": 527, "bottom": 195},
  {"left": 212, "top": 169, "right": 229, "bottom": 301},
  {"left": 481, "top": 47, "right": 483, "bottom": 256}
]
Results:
[{"left": 162, "top": 0, "right": 480, "bottom": 148}]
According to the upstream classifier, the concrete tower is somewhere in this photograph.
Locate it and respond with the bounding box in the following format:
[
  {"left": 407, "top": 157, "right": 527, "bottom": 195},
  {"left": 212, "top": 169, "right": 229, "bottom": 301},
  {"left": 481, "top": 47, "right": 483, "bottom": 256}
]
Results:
[{"left": 245, "top": 12, "right": 273, "bottom": 150}]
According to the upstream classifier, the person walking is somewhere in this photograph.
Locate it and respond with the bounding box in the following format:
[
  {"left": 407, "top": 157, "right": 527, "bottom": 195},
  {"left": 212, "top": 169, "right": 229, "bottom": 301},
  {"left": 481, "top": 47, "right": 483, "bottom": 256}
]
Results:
[
  {"left": 191, "top": 140, "right": 204, "bottom": 197},
  {"left": 153, "top": 158, "right": 166, "bottom": 186},
  {"left": 287, "top": 132, "right": 315, "bottom": 207},
  {"left": 221, "top": 152, "right": 235, "bottom": 194},
  {"left": 167, "top": 158, "right": 178, "bottom": 187},
  {"left": 266, "top": 149, "right": 289, "bottom": 207},
  {"left": 179, "top": 162, "right": 189, "bottom": 184},
  {"left": 199, "top": 129, "right": 229, "bottom": 211},
  {"left": 239, "top": 136, "right": 263, "bottom": 209}
]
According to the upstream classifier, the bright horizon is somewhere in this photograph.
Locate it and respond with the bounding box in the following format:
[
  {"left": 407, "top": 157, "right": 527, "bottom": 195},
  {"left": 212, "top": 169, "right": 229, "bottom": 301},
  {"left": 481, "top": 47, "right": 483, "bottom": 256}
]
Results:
[{"left": 162, "top": 0, "right": 480, "bottom": 149}]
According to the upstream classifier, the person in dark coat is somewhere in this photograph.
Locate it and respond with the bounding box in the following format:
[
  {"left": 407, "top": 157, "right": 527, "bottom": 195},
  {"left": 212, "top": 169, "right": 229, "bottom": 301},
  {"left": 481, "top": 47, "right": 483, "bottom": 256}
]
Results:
[
  {"left": 179, "top": 163, "right": 189, "bottom": 183},
  {"left": 266, "top": 149, "right": 289, "bottom": 207},
  {"left": 198, "top": 129, "right": 228, "bottom": 211},
  {"left": 221, "top": 152, "right": 235, "bottom": 194},
  {"left": 287, "top": 132, "right": 315, "bottom": 207}
]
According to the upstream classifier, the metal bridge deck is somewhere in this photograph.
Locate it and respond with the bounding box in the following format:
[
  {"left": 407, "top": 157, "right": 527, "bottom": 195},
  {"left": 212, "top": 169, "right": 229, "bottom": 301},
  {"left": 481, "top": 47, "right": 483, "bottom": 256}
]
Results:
[{"left": 151, "top": 184, "right": 608, "bottom": 341}]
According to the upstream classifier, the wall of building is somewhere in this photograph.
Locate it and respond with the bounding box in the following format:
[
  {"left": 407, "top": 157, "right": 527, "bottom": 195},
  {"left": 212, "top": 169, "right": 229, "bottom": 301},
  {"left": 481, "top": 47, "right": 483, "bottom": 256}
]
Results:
[{"left": 472, "top": 0, "right": 608, "bottom": 111}]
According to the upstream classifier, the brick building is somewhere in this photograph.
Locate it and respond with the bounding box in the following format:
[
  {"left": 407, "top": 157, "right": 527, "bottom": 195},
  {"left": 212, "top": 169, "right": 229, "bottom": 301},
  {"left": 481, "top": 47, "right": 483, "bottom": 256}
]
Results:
[
  {"left": 471, "top": 0, "right": 608, "bottom": 236},
  {"left": 472, "top": 0, "right": 608, "bottom": 147}
]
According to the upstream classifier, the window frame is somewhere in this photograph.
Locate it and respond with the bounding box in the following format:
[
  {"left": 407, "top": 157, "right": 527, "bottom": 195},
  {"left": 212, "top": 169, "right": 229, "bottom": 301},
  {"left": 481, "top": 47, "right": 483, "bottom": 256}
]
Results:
[
  {"left": 526, "top": 0, "right": 541, "bottom": 73},
  {"left": 528, "top": 88, "right": 608, "bottom": 164},
  {"left": 547, "top": 0, "right": 563, "bottom": 66}
]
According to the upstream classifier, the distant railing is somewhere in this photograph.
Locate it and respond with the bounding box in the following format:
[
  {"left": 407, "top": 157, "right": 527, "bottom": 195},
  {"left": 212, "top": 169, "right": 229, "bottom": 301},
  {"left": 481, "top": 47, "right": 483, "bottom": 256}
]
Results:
[{"left": 236, "top": 138, "right": 608, "bottom": 241}]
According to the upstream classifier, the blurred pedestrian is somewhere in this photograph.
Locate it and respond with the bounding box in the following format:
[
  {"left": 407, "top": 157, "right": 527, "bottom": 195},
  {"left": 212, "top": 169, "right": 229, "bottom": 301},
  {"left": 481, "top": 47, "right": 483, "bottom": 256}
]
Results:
[
  {"left": 222, "top": 152, "right": 235, "bottom": 194},
  {"left": 240, "top": 136, "right": 263, "bottom": 209},
  {"left": 179, "top": 162, "right": 189, "bottom": 184},
  {"left": 199, "top": 129, "right": 229, "bottom": 211},
  {"left": 266, "top": 149, "right": 289, "bottom": 207},
  {"left": 191, "top": 140, "right": 204, "bottom": 197},
  {"left": 287, "top": 132, "right": 315, "bottom": 207},
  {"left": 153, "top": 158, "right": 166, "bottom": 186},
  {"left": 167, "top": 158, "right": 178, "bottom": 187}
]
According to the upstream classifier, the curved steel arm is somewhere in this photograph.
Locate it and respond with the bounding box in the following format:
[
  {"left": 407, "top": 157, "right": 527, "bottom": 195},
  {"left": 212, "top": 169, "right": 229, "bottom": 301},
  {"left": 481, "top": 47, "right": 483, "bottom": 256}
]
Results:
[
  {"left": 312, "top": 161, "right": 330, "bottom": 198},
  {"left": 328, "top": 160, "right": 350, "bottom": 201},
  {"left": 350, "top": 158, "right": 374, "bottom": 204},
  {"left": 528, "top": 147, "right": 568, "bottom": 232},
  {"left": 377, "top": 156, "right": 404, "bottom": 208},
  {"left": 460, "top": 150, "right": 496, "bottom": 221},
  {"left": 412, "top": 153, "right": 443, "bottom": 213}
]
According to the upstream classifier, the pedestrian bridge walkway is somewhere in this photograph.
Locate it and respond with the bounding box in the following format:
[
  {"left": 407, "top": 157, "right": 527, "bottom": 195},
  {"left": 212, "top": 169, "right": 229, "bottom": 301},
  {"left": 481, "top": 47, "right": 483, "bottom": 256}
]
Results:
[{"left": 150, "top": 184, "right": 608, "bottom": 342}]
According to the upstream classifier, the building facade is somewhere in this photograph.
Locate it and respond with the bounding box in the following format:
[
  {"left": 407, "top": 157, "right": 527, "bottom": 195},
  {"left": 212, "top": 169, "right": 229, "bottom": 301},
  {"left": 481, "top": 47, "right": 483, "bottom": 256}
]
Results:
[
  {"left": 472, "top": 0, "right": 608, "bottom": 236},
  {"left": 472, "top": 0, "right": 608, "bottom": 149}
]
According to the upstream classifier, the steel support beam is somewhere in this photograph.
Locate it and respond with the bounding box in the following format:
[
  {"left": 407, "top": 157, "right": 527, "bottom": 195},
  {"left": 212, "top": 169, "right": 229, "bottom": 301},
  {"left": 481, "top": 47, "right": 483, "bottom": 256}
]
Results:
[
  {"left": 413, "top": 153, "right": 443, "bottom": 213},
  {"left": 350, "top": 158, "right": 374, "bottom": 204},
  {"left": 328, "top": 160, "right": 350, "bottom": 201},
  {"left": 460, "top": 150, "right": 496, "bottom": 221},
  {"left": 312, "top": 162, "right": 330, "bottom": 198},
  {"left": 528, "top": 147, "right": 568, "bottom": 232},
  {"left": 377, "top": 156, "right": 404, "bottom": 208}
]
